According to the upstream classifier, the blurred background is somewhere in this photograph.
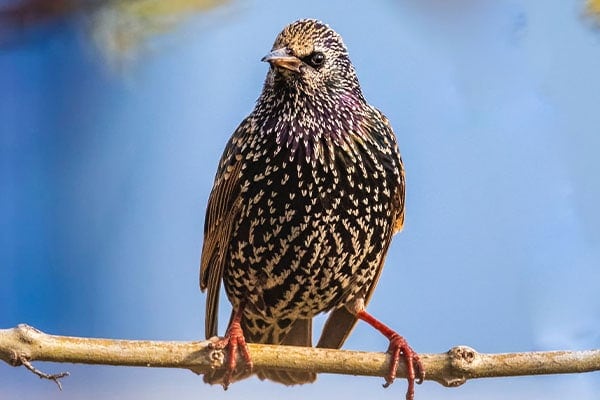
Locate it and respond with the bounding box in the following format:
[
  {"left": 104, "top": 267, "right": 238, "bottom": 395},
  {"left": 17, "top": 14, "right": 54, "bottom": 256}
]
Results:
[{"left": 1, "top": 0, "right": 600, "bottom": 399}]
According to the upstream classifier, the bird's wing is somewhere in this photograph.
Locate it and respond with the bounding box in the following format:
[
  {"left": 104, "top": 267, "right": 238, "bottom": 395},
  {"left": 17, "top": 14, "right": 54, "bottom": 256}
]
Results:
[
  {"left": 376, "top": 110, "right": 406, "bottom": 234},
  {"left": 393, "top": 163, "right": 406, "bottom": 233},
  {"left": 200, "top": 119, "right": 251, "bottom": 339}
]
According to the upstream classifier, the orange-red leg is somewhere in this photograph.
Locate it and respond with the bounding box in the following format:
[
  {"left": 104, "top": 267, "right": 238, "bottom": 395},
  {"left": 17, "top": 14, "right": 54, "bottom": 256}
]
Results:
[
  {"left": 209, "top": 303, "right": 253, "bottom": 389},
  {"left": 357, "top": 310, "right": 424, "bottom": 400}
]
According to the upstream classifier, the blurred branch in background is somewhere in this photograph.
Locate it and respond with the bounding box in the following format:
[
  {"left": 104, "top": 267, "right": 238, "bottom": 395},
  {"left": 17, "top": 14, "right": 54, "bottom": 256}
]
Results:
[
  {"left": 0, "top": 0, "right": 230, "bottom": 66},
  {"left": 588, "top": 0, "right": 600, "bottom": 23},
  {"left": 585, "top": 0, "right": 600, "bottom": 29},
  {"left": 87, "top": 0, "right": 230, "bottom": 65},
  {"left": 1, "top": 325, "right": 600, "bottom": 392}
]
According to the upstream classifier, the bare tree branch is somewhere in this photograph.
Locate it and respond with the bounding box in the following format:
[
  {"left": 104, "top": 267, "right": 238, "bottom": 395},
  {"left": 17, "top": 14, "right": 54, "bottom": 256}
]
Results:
[{"left": 1, "top": 324, "right": 599, "bottom": 390}]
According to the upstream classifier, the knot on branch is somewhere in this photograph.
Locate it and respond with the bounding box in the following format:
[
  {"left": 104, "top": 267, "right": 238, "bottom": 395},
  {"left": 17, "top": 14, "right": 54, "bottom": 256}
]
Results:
[
  {"left": 449, "top": 345, "right": 478, "bottom": 371},
  {"left": 1, "top": 324, "right": 43, "bottom": 367},
  {"left": 7, "top": 349, "right": 21, "bottom": 367},
  {"left": 0, "top": 324, "right": 70, "bottom": 390},
  {"left": 437, "top": 345, "right": 479, "bottom": 388},
  {"left": 207, "top": 337, "right": 226, "bottom": 369},
  {"left": 15, "top": 324, "right": 42, "bottom": 346}
]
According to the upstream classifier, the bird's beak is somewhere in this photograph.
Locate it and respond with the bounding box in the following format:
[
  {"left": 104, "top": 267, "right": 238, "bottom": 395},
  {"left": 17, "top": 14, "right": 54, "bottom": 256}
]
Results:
[{"left": 261, "top": 48, "right": 302, "bottom": 73}]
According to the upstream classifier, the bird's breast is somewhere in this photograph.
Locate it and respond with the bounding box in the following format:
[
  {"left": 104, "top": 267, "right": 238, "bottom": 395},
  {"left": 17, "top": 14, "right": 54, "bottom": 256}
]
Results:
[{"left": 223, "top": 116, "right": 399, "bottom": 321}]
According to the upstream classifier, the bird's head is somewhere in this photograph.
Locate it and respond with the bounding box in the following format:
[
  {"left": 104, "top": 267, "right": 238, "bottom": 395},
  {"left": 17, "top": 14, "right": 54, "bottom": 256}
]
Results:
[{"left": 262, "top": 19, "right": 361, "bottom": 97}]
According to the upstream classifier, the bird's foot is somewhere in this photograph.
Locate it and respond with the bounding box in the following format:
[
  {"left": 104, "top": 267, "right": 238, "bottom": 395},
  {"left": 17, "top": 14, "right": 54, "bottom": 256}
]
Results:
[
  {"left": 383, "top": 333, "right": 424, "bottom": 400},
  {"left": 209, "top": 319, "right": 253, "bottom": 390},
  {"left": 355, "top": 308, "right": 424, "bottom": 400}
]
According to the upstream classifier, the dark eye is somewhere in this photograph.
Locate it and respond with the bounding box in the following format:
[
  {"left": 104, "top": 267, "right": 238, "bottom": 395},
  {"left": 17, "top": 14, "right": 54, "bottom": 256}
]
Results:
[{"left": 306, "top": 52, "right": 325, "bottom": 68}]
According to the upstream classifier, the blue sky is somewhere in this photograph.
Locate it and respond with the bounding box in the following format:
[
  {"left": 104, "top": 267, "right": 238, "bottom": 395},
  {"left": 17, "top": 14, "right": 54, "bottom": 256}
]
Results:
[{"left": 1, "top": 0, "right": 599, "bottom": 399}]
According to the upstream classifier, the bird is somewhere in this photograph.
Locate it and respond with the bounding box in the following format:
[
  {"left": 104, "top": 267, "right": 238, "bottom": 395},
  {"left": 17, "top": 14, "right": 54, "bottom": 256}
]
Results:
[{"left": 200, "top": 18, "right": 424, "bottom": 400}]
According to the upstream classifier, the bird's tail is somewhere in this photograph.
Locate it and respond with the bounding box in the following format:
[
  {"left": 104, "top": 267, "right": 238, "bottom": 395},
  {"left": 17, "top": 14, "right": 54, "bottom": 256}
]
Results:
[{"left": 245, "top": 315, "right": 317, "bottom": 385}]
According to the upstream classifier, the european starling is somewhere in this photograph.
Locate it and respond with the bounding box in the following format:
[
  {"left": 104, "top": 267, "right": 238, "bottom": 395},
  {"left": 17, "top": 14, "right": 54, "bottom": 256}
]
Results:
[{"left": 200, "top": 19, "right": 424, "bottom": 400}]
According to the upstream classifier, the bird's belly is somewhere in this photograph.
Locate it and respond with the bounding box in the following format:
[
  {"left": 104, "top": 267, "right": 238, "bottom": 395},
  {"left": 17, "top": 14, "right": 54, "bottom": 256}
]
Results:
[{"left": 222, "top": 173, "right": 392, "bottom": 321}]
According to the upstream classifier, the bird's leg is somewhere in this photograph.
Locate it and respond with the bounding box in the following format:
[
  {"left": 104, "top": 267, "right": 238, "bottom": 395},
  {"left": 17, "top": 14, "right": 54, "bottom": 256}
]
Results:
[
  {"left": 355, "top": 305, "right": 424, "bottom": 400},
  {"left": 210, "top": 302, "right": 253, "bottom": 389}
]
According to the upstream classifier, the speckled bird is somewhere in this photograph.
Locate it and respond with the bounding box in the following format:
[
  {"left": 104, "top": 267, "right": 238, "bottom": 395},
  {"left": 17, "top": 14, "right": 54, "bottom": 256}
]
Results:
[{"left": 200, "top": 19, "right": 424, "bottom": 400}]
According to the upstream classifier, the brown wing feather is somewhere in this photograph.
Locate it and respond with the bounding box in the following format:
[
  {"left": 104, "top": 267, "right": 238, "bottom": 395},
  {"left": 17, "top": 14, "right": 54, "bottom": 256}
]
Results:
[
  {"left": 393, "top": 166, "right": 406, "bottom": 233},
  {"left": 377, "top": 110, "right": 406, "bottom": 234},
  {"left": 200, "top": 119, "right": 251, "bottom": 339}
]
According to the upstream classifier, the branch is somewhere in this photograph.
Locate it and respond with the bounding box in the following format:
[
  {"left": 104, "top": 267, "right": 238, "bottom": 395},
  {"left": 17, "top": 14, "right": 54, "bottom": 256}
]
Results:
[{"left": 1, "top": 324, "right": 599, "bottom": 390}]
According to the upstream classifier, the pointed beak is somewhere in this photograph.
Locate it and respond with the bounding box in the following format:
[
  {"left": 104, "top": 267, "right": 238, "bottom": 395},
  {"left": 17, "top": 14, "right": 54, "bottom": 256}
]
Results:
[{"left": 261, "top": 48, "right": 302, "bottom": 73}]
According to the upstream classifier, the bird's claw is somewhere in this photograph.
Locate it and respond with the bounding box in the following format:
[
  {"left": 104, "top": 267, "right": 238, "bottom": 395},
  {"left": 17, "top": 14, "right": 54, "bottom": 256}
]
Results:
[
  {"left": 210, "top": 322, "right": 253, "bottom": 390},
  {"left": 383, "top": 333, "right": 424, "bottom": 400}
]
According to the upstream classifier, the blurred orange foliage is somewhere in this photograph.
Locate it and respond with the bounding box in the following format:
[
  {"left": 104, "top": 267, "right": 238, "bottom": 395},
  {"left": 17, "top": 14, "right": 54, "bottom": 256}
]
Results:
[{"left": 588, "top": 0, "right": 600, "bottom": 17}]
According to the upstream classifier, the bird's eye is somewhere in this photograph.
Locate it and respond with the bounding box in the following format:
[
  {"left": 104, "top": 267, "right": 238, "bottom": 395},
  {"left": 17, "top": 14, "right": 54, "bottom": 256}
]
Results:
[{"left": 306, "top": 52, "right": 325, "bottom": 68}]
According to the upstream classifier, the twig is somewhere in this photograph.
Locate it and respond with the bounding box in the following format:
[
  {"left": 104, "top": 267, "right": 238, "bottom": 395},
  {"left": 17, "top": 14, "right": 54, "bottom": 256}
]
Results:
[
  {"left": 19, "top": 357, "right": 69, "bottom": 390},
  {"left": 1, "top": 324, "right": 599, "bottom": 390}
]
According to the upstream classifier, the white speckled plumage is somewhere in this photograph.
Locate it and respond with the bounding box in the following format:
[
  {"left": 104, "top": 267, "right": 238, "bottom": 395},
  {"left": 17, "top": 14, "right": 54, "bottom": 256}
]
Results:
[{"left": 200, "top": 19, "right": 407, "bottom": 387}]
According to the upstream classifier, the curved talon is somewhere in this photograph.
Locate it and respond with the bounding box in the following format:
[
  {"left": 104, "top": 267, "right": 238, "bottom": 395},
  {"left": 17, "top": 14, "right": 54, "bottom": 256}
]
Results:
[
  {"left": 211, "top": 332, "right": 252, "bottom": 389},
  {"left": 384, "top": 333, "right": 424, "bottom": 400},
  {"left": 210, "top": 308, "right": 253, "bottom": 390}
]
